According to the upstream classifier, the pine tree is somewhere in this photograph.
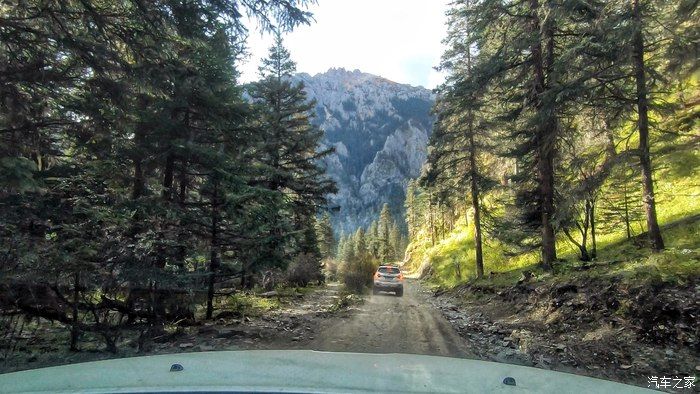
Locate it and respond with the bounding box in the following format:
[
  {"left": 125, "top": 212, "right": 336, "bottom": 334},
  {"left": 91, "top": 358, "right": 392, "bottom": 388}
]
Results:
[
  {"left": 431, "top": 1, "right": 498, "bottom": 277},
  {"left": 367, "top": 220, "right": 381, "bottom": 258},
  {"left": 353, "top": 228, "right": 369, "bottom": 260},
  {"left": 405, "top": 180, "right": 418, "bottom": 239},
  {"left": 377, "top": 204, "right": 394, "bottom": 262},
  {"left": 316, "top": 213, "right": 335, "bottom": 259},
  {"left": 628, "top": 0, "right": 665, "bottom": 250},
  {"left": 0, "top": 0, "right": 319, "bottom": 350},
  {"left": 389, "top": 221, "right": 402, "bottom": 261},
  {"left": 249, "top": 30, "right": 336, "bottom": 271},
  {"left": 440, "top": 0, "right": 630, "bottom": 269},
  {"left": 599, "top": 165, "right": 644, "bottom": 240},
  {"left": 399, "top": 233, "right": 409, "bottom": 257},
  {"left": 341, "top": 233, "right": 357, "bottom": 264}
]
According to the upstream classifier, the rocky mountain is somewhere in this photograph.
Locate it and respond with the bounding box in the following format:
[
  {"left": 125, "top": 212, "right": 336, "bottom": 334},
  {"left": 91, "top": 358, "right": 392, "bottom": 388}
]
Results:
[{"left": 296, "top": 68, "right": 434, "bottom": 234}]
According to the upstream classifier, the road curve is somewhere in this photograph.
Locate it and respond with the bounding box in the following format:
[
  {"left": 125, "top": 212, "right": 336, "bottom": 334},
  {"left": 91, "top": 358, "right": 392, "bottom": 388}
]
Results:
[{"left": 307, "top": 279, "right": 473, "bottom": 358}]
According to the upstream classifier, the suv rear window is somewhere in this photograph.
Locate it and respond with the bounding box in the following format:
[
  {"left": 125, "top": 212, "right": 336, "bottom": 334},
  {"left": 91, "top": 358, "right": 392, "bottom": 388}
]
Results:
[{"left": 378, "top": 267, "right": 399, "bottom": 274}]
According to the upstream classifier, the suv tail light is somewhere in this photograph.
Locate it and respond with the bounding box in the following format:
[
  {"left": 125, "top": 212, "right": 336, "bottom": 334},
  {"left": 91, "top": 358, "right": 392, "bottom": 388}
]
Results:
[{"left": 398, "top": 273, "right": 404, "bottom": 280}]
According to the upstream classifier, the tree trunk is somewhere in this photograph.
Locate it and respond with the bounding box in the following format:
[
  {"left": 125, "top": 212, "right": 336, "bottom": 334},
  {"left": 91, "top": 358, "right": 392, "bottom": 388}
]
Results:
[
  {"left": 132, "top": 121, "right": 146, "bottom": 200},
  {"left": 155, "top": 153, "right": 173, "bottom": 272},
  {"left": 133, "top": 158, "right": 145, "bottom": 199},
  {"left": 128, "top": 118, "right": 148, "bottom": 246},
  {"left": 440, "top": 207, "right": 446, "bottom": 241},
  {"left": 530, "top": 0, "right": 557, "bottom": 269},
  {"left": 241, "top": 266, "right": 248, "bottom": 289},
  {"left": 464, "top": 20, "right": 485, "bottom": 280},
  {"left": 589, "top": 198, "right": 597, "bottom": 259},
  {"left": 579, "top": 243, "right": 590, "bottom": 262},
  {"left": 468, "top": 134, "right": 485, "bottom": 279},
  {"left": 428, "top": 195, "right": 436, "bottom": 246},
  {"left": 539, "top": 149, "right": 557, "bottom": 267},
  {"left": 623, "top": 184, "right": 632, "bottom": 239},
  {"left": 162, "top": 154, "right": 175, "bottom": 201},
  {"left": 70, "top": 272, "right": 80, "bottom": 351},
  {"left": 206, "top": 179, "right": 220, "bottom": 320},
  {"left": 631, "top": 0, "right": 664, "bottom": 251},
  {"left": 101, "top": 332, "right": 118, "bottom": 354},
  {"left": 464, "top": 195, "right": 469, "bottom": 228},
  {"left": 563, "top": 228, "right": 590, "bottom": 262},
  {"left": 580, "top": 201, "right": 591, "bottom": 261},
  {"left": 206, "top": 245, "right": 219, "bottom": 320},
  {"left": 175, "top": 112, "right": 192, "bottom": 268},
  {"left": 175, "top": 165, "right": 189, "bottom": 268}
]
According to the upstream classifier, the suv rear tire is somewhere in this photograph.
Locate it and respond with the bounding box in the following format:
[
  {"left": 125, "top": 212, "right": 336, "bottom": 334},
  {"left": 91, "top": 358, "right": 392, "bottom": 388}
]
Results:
[{"left": 396, "top": 288, "right": 403, "bottom": 297}]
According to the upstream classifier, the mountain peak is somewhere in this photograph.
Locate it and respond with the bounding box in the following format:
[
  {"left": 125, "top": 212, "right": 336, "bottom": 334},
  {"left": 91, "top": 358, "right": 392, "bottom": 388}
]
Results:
[
  {"left": 298, "top": 68, "right": 435, "bottom": 233},
  {"left": 298, "top": 68, "right": 432, "bottom": 92}
]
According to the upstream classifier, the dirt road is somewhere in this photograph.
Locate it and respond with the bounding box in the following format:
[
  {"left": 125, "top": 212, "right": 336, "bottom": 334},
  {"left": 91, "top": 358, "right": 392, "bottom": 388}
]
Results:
[
  {"left": 0, "top": 280, "right": 475, "bottom": 373},
  {"left": 307, "top": 280, "right": 473, "bottom": 358}
]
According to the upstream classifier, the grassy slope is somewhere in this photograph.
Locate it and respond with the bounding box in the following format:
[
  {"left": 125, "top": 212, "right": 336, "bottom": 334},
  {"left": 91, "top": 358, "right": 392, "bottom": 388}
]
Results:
[{"left": 406, "top": 149, "right": 700, "bottom": 289}]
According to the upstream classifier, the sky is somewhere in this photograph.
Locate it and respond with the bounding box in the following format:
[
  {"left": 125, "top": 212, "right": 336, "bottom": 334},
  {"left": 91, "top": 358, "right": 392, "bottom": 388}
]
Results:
[{"left": 240, "top": 0, "right": 450, "bottom": 89}]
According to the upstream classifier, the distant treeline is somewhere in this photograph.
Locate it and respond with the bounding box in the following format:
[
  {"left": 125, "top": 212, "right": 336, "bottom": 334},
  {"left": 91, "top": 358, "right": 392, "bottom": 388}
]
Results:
[{"left": 330, "top": 204, "right": 408, "bottom": 293}]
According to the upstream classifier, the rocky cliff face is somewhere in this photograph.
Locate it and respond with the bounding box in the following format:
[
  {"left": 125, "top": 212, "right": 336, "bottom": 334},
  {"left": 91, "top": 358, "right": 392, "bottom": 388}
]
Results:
[{"left": 296, "top": 68, "right": 434, "bottom": 233}]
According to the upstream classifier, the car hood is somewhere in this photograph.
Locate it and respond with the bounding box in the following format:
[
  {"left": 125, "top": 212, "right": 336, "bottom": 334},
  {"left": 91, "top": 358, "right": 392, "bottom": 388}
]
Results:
[{"left": 0, "top": 350, "right": 653, "bottom": 393}]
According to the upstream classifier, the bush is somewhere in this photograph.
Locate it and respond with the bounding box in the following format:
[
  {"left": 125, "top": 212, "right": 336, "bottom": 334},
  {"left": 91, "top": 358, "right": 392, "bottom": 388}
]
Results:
[
  {"left": 286, "top": 253, "right": 323, "bottom": 287},
  {"left": 340, "top": 255, "right": 377, "bottom": 294},
  {"left": 220, "top": 293, "right": 281, "bottom": 318},
  {"left": 323, "top": 258, "right": 340, "bottom": 281},
  {"left": 328, "top": 293, "right": 363, "bottom": 312}
]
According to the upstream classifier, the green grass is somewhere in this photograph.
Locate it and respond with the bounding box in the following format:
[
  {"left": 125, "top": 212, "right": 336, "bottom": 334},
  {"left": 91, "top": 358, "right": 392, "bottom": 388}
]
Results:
[
  {"left": 223, "top": 293, "right": 282, "bottom": 317},
  {"left": 610, "top": 250, "right": 699, "bottom": 285},
  {"left": 219, "top": 284, "right": 321, "bottom": 317},
  {"left": 409, "top": 162, "right": 699, "bottom": 290},
  {"left": 407, "top": 222, "right": 539, "bottom": 289},
  {"left": 407, "top": 74, "right": 699, "bottom": 290}
]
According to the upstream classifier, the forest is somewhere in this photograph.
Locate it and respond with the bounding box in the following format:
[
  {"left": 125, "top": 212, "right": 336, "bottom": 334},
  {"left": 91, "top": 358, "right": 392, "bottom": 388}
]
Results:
[
  {"left": 0, "top": 0, "right": 698, "bottom": 383},
  {"left": 0, "top": 0, "right": 335, "bottom": 353},
  {"left": 332, "top": 204, "right": 408, "bottom": 292},
  {"left": 404, "top": 0, "right": 698, "bottom": 285}
]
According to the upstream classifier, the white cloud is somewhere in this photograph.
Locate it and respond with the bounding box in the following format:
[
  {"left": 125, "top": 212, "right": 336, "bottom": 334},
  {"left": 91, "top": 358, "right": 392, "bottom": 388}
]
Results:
[{"left": 239, "top": 0, "right": 450, "bottom": 89}]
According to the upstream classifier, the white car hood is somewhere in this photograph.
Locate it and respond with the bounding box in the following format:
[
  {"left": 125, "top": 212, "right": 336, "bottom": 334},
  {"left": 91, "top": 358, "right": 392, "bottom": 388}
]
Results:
[{"left": 0, "top": 350, "right": 653, "bottom": 393}]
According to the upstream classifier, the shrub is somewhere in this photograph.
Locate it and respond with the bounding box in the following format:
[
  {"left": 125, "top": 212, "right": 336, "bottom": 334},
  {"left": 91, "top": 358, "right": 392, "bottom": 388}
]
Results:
[
  {"left": 323, "top": 258, "right": 340, "bottom": 281},
  {"left": 340, "top": 255, "right": 377, "bottom": 294},
  {"left": 286, "top": 253, "right": 323, "bottom": 287}
]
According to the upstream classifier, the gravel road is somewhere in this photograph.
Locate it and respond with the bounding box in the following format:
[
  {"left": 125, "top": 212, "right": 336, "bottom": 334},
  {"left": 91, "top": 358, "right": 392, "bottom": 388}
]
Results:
[{"left": 307, "top": 279, "right": 473, "bottom": 358}]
